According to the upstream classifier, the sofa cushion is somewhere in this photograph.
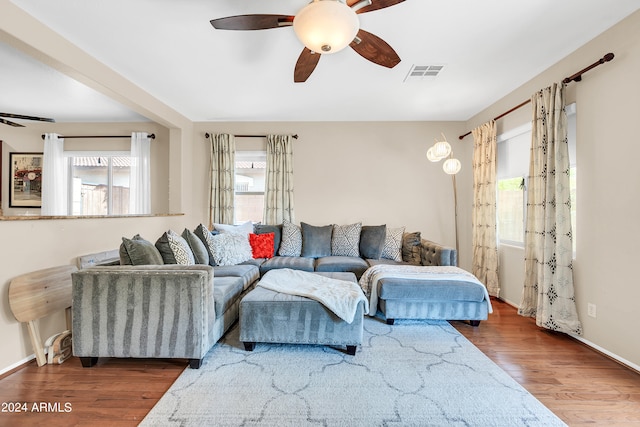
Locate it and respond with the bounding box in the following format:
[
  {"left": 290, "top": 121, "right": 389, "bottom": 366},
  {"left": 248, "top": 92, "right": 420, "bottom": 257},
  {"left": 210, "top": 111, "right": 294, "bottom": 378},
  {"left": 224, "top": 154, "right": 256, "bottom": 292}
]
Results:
[
  {"left": 301, "top": 222, "right": 333, "bottom": 258},
  {"left": 314, "top": 256, "right": 369, "bottom": 279},
  {"left": 278, "top": 219, "right": 302, "bottom": 257},
  {"left": 249, "top": 233, "right": 274, "bottom": 259},
  {"left": 119, "top": 235, "right": 164, "bottom": 265},
  {"left": 212, "top": 276, "right": 245, "bottom": 319},
  {"left": 209, "top": 233, "right": 253, "bottom": 266},
  {"left": 194, "top": 223, "right": 217, "bottom": 266},
  {"left": 214, "top": 220, "right": 253, "bottom": 237},
  {"left": 213, "top": 264, "right": 260, "bottom": 290},
  {"left": 331, "top": 223, "right": 362, "bottom": 257},
  {"left": 402, "top": 231, "right": 422, "bottom": 265},
  {"left": 254, "top": 224, "right": 282, "bottom": 255},
  {"left": 182, "top": 228, "right": 210, "bottom": 265},
  {"left": 359, "top": 225, "right": 386, "bottom": 259},
  {"left": 156, "top": 230, "right": 196, "bottom": 265},
  {"left": 381, "top": 226, "right": 405, "bottom": 262},
  {"left": 259, "top": 256, "right": 315, "bottom": 275},
  {"left": 366, "top": 258, "right": 404, "bottom": 267},
  {"left": 378, "top": 278, "right": 486, "bottom": 302}
]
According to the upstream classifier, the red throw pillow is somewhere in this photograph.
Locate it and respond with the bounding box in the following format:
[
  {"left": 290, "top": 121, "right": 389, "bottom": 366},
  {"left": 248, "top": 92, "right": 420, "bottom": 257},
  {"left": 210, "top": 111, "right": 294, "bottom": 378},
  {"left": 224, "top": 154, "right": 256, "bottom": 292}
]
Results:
[{"left": 249, "top": 233, "right": 275, "bottom": 259}]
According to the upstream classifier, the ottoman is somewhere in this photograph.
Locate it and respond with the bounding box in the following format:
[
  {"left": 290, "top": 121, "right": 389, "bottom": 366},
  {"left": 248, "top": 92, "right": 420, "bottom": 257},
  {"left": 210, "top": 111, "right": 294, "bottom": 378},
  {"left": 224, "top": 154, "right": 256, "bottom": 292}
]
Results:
[{"left": 240, "top": 272, "right": 365, "bottom": 355}]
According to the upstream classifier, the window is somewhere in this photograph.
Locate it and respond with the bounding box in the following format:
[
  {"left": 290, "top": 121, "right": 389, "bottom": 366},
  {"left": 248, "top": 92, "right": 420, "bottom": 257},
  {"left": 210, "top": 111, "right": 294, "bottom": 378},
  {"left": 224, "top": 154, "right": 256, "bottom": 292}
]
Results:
[
  {"left": 66, "top": 152, "right": 131, "bottom": 215},
  {"left": 496, "top": 103, "right": 576, "bottom": 251},
  {"left": 234, "top": 151, "right": 266, "bottom": 224},
  {"left": 497, "top": 176, "right": 525, "bottom": 244}
]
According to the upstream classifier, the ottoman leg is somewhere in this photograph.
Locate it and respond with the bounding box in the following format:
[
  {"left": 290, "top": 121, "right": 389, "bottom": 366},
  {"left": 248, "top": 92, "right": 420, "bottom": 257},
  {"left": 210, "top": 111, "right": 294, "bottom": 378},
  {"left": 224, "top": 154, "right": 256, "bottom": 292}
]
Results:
[
  {"left": 386, "top": 318, "right": 395, "bottom": 325},
  {"left": 243, "top": 342, "right": 256, "bottom": 351},
  {"left": 469, "top": 320, "right": 481, "bottom": 327},
  {"left": 346, "top": 345, "right": 357, "bottom": 356}
]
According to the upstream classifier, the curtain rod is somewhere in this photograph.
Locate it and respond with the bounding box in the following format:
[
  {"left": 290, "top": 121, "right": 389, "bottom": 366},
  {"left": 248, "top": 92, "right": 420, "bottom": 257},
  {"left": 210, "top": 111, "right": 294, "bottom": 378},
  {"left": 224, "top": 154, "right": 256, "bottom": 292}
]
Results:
[
  {"left": 40, "top": 134, "right": 155, "bottom": 140},
  {"left": 458, "top": 52, "right": 615, "bottom": 140},
  {"left": 204, "top": 133, "right": 298, "bottom": 139}
]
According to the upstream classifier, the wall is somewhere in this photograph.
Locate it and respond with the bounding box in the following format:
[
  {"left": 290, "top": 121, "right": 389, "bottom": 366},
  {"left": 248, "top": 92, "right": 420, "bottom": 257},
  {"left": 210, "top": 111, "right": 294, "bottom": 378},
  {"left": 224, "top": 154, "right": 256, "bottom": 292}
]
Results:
[
  {"left": 465, "top": 10, "right": 640, "bottom": 368},
  {"left": 1, "top": 121, "right": 171, "bottom": 216},
  {"left": 194, "top": 121, "right": 469, "bottom": 263}
]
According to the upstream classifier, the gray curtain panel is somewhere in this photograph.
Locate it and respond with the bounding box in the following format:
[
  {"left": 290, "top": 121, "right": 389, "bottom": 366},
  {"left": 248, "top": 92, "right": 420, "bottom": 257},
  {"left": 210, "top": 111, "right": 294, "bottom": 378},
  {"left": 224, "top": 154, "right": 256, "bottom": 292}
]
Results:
[
  {"left": 264, "top": 134, "right": 295, "bottom": 225},
  {"left": 471, "top": 120, "right": 500, "bottom": 297},
  {"left": 519, "top": 83, "right": 582, "bottom": 335},
  {"left": 208, "top": 133, "right": 235, "bottom": 226}
]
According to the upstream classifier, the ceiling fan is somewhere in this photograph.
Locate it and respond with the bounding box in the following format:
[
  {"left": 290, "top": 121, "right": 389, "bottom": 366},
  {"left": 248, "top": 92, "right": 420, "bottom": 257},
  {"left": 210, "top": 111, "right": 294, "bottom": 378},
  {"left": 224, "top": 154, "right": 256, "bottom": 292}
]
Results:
[
  {"left": 0, "top": 112, "right": 55, "bottom": 127},
  {"left": 210, "top": 0, "right": 405, "bottom": 82}
]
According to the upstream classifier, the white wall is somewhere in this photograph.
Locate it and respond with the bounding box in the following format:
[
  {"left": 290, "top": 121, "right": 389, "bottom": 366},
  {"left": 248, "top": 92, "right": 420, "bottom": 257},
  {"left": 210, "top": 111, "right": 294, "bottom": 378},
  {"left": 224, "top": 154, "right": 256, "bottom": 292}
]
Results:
[
  {"left": 194, "top": 121, "right": 468, "bottom": 261},
  {"left": 465, "top": 10, "right": 640, "bottom": 368}
]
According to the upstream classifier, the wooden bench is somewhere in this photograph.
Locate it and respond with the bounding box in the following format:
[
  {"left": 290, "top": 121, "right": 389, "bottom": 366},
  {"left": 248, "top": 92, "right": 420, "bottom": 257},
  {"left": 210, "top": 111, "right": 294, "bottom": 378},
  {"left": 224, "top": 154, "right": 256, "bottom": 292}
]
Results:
[{"left": 8, "top": 265, "right": 77, "bottom": 366}]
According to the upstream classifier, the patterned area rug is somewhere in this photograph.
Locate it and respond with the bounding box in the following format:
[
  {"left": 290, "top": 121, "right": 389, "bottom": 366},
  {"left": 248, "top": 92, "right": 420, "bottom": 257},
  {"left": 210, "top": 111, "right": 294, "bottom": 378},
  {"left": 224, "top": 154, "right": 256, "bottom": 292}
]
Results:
[{"left": 141, "top": 318, "right": 566, "bottom": 426}]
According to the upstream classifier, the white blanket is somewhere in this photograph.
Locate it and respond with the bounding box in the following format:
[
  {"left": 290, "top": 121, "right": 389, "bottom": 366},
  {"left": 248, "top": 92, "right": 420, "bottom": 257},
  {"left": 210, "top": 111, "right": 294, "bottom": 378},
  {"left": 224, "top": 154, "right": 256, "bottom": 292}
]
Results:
[
  {"left": 257, "top": 269, "right": 369, "bottom": 324},
  {"left": 358, "top": 264, "right": 493, "bottom": 316}
]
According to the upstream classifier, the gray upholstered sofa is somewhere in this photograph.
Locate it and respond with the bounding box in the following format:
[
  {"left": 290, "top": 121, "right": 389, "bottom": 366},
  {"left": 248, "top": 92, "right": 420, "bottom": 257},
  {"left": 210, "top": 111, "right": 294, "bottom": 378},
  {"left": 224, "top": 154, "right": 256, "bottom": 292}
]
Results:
[{"left": 70, "top": 222, "right": 463, "bottom": 368}]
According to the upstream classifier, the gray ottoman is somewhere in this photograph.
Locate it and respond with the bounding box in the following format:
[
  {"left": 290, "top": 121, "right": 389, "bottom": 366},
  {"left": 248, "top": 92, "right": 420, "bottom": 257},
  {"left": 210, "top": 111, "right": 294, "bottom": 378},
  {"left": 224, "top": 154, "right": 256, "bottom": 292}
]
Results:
[{"left": 240, "top": 272, "right": 365, "bottom": 355}]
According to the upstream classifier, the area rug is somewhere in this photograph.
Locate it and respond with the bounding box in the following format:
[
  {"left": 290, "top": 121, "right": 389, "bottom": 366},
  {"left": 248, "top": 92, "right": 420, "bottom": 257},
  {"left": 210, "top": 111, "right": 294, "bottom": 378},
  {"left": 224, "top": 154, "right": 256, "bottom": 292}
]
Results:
[{"left": 141, "top": 318, "right": 566, "bottom": 426}]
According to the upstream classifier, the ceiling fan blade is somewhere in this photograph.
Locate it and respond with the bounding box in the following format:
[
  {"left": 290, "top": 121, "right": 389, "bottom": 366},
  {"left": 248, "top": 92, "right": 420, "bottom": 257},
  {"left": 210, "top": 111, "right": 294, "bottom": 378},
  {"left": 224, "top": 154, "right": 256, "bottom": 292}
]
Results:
[
  {"left": 350, "top": 29, "right": 401, "bottom": 68},
  {"left": 0, "top": 118, "right": 24, "bottom": 127},
  {"left": 348, "top": 0, "right": 405, "bottom": 14},
  {"left": 210, "top": 14, "right": 294, "bottom": 30},
  {"left": 294, "top": 48, "right": 321, "bottom": 83},
  {"left": 0, "top": 112, "right": 55, "bottom": 123}
]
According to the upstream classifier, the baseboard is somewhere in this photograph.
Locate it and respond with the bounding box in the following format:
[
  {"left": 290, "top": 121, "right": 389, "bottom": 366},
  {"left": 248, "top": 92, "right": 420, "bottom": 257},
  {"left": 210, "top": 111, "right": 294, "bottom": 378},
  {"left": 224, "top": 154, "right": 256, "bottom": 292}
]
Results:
[
  {"left": 0, "top": 354, "right": 35, "bottom": 379},
  {"left": 495, "top": 297, "right": 640, "bottom": 375},
  {"left": 568, "top": 333, "right": 640, "bottom": 375}
]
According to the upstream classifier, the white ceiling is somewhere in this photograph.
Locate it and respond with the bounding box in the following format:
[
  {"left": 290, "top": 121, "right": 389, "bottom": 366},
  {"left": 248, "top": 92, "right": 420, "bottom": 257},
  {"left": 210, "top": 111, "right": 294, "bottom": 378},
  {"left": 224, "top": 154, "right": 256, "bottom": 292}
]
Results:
[{"left": 3, "top": 0, "right": 640, "bottom": 123}]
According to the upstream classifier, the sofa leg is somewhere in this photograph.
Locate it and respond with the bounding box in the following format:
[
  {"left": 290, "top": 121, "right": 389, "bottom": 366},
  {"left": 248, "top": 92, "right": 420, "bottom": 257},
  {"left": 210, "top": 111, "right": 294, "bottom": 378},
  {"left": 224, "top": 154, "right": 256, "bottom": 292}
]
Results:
[
  {"left": 469, "top": 320, "right": 481, "bottom": 327},
  {"left": 79, "top": 357, "right": 98, "bottom": 368},
  {"left": 189, "top": 359, "right": 203, "bottom": 369},
  {"left": 243, "top": 342, "right": 256, "bottom": 352},
  {"left": 346, "top": 345, "right": 357, "bottom": 356},
  {"left": 386, "top": 318, "right": 395, "bottom": 325}
]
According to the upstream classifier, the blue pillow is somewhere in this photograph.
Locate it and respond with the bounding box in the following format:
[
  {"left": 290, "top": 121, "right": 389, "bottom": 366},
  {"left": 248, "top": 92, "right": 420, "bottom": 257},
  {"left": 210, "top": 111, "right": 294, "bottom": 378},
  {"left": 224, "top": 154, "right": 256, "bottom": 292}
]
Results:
[{"left": 301, "top": 222, "right": 333, "bottom": 258}]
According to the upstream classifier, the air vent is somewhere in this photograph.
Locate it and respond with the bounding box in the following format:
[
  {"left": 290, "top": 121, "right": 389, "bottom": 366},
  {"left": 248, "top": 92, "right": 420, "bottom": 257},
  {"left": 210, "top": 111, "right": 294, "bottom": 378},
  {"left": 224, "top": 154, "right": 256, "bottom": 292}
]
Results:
[{"left": 404, "top": 64, "right": 444, "bottom": 82}]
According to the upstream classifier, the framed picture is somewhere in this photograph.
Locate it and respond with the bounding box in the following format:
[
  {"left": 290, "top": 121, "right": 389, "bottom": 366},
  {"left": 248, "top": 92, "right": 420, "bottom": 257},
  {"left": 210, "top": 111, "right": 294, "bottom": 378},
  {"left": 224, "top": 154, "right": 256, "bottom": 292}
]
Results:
[{"left": 9, "top": 152, "right": 43, "bottom": 208}]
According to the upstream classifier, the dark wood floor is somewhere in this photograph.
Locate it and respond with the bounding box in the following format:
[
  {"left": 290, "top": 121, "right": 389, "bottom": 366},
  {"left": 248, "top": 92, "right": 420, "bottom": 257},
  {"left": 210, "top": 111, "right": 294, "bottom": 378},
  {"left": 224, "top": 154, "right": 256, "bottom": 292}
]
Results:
[{"left": 1, "top": 298, "right": 638, "bottom": 426}]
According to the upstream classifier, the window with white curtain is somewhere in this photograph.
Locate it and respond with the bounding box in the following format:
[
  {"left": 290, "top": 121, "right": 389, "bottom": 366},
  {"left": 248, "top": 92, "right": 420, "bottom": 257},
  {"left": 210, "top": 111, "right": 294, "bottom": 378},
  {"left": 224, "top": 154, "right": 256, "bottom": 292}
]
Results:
[
  {"left": 65, "top": 151, "right": 131, "bottom": 215},
  {"left": 497, "top": 103, "right": 576, "bottom": 251},
  {"left": 234, "top": 150, "right": 266, "bottom": 224}
]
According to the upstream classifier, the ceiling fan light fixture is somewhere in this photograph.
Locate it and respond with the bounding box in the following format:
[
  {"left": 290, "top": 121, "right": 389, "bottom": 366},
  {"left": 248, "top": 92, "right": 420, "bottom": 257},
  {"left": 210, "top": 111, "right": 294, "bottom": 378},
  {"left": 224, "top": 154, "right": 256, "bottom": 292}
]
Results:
[{"left": 293, "top": 0, "right": 359, "bottom": 54}]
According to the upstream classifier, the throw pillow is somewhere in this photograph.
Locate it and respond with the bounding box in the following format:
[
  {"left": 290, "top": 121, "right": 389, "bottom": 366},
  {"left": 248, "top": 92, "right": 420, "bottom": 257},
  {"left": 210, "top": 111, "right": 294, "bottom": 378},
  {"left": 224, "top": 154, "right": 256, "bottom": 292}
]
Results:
[
  {"left": 182, "top": 228, "right": 210, "bottom": 265},
  {"left": 194, "top": 223, "right": 217, "bottom": 266},
  {"left": 278, "top": 219, "right": 302, "bottom": 257},
  {"left": 359, "top": 225, "right": 387, "bottom": 259},
  {"left": 331, "top": 222, "right": 362, "bottom": 257},
  {"left": 156, "top": 230, "right": 196, "bottom": 265},
  {"left": 209, "top": 233, "right": 253, "bottom": 266},
  {"left": 301, "top": 222, "right": 333, "bottom": 258},
  {"left": 402, "top": 231, "right": 422, "bottom": 265},
  {"left": 249, "top": 233, "right": 275, "bottom": 259},
  {"left": 119, "top": 234, "right": 164, "bottom": 265},
  {"left": 254, "top": 224, "right": 283, "bottom": 255},
  {"left": 213, "top": 220, "right": 253, "bottom": 236},
  {"left": 381, "top": 226, "right": 405, "bottom": 262}
]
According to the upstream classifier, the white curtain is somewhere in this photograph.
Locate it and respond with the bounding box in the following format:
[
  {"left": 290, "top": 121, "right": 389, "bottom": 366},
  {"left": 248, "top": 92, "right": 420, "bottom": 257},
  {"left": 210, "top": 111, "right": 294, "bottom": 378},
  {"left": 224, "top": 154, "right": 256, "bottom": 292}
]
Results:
[
  {"left": 519, "top": 83, "right": 582, "bottom": 335},
  {"left": 471, "top": 121, "right": 500, "bottom": 297},
  {"left": 264, "top": 135, "right": 295, "bottom": 225},
  {"left": 208, "top": 133, "right": 235, "bottom": 226},
  {"left": 41, "top": 133, "right": 67, "bottom": 215},
  {"left": 129, "top": 132, "right": 151, "bottom": 214}
]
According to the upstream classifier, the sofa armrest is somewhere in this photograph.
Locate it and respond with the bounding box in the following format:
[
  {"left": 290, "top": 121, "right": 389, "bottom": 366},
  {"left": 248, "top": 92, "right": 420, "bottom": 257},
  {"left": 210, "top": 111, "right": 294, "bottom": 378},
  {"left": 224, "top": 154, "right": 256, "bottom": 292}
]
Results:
[
  {"left": 71, "top": 265, "right": 215, "bottom": 360},
  {"left": 420, "top": 239, "right": 457, "bottom": 266}
]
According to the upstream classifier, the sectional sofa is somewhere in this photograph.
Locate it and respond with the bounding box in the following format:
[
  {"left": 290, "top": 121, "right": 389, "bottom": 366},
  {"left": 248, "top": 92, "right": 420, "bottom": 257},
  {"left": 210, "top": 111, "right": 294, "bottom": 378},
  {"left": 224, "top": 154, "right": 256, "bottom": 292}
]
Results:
[{"left": 71, "top": 220, "right": 462, "bottom": 368}]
